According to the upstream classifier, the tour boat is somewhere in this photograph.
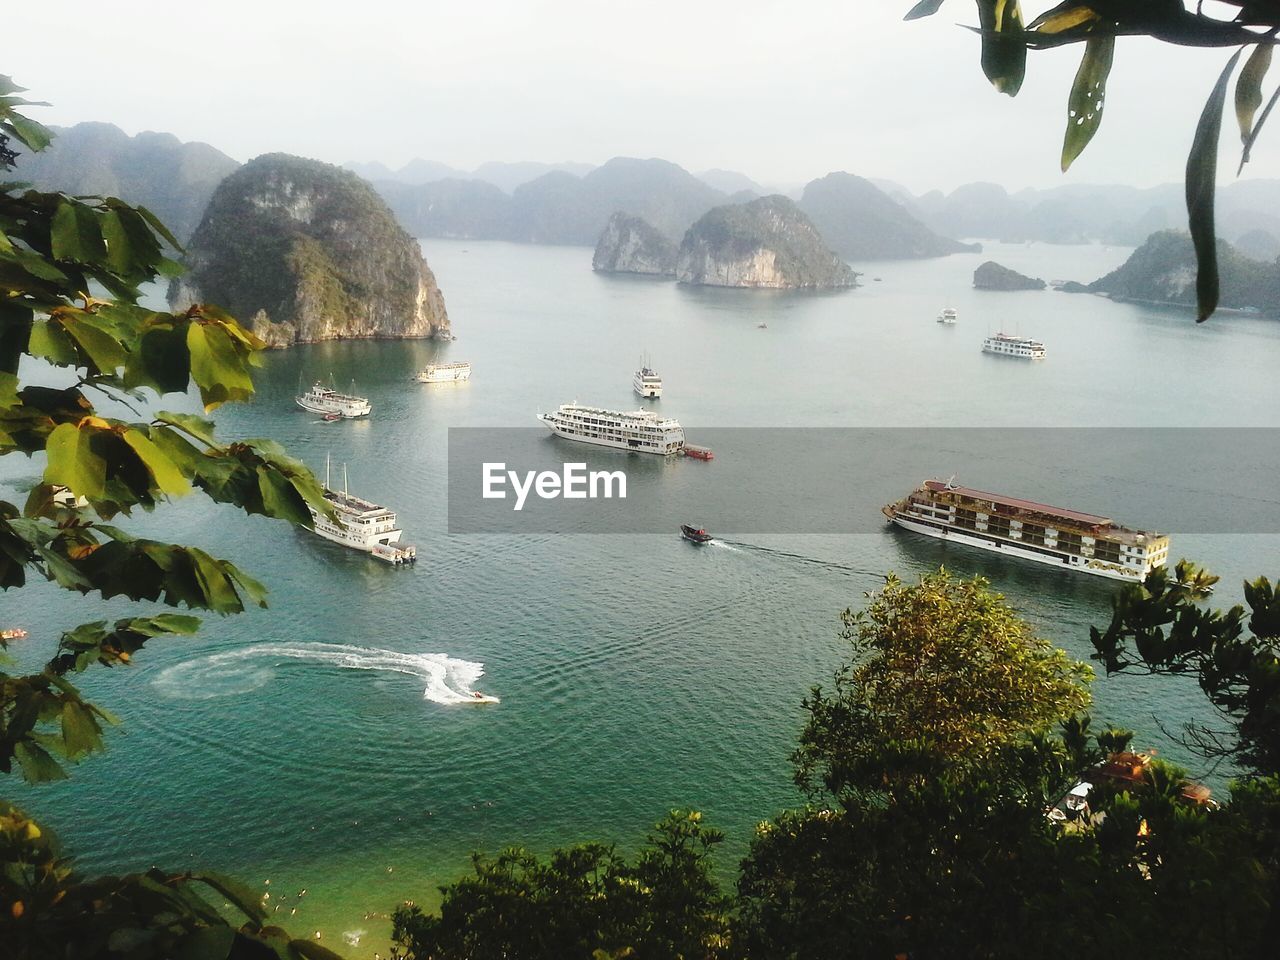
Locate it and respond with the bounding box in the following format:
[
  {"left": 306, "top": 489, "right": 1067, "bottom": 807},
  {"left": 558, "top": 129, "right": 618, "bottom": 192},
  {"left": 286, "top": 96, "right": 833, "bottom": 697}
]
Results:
[
  {"left": 306, "top": 458, "right": 416, "bottom": 565},
  {"left": 416, "top": 361, "right": 471, "bottom": 384},
  {"left": 296, "top": 382, "right": 372, "bottom": 418},
  {"left": 681, "top": 524, "right": 713, "bottom": 544},
  {"left": 757, "top": 321, "right": 768, "bottom": 329},
  {"left": 633, "top": 358, "right": 663, "bottom": 399},
  {"left": 882, "top": 478, "right": 1169, "bottom": 582},
  {"left": 538, "top": 403, "right": 685, "bottom": 455},
  {"left": 982, "top": 332, "right": 1045, "bottom": 359},
  {"left": 937, "top": 307, "right": 958, "bottom": 324},
  {"left": 0, "top": 628, "right": 28, "bottom": 641},
  {"left": 684, "top": 445, "right": 714, "bottom": 461}
]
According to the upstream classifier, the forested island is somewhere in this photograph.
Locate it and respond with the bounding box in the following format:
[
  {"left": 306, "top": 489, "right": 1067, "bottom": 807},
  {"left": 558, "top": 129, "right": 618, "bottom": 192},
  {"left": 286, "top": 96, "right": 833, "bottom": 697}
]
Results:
[{"left": 169, "top": 154, "right": 450, "bottom": 346}]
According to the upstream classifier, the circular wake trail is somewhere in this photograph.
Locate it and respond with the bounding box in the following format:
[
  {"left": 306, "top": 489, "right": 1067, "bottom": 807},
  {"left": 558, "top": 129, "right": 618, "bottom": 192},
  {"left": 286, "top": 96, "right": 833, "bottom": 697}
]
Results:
[{"left": 152, "top": 642, "right": 497, "bottom": 704}]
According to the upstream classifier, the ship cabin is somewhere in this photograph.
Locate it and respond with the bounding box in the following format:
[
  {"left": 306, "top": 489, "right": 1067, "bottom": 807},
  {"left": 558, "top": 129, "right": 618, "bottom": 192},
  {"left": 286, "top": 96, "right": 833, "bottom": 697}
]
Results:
[{"left": 907, "top": 480, "right": 1169, "bottom": 576}]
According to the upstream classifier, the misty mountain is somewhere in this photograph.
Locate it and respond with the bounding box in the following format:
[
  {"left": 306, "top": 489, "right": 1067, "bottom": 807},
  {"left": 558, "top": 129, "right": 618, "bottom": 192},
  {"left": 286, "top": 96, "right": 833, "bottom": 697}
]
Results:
[
  {"left": 377, "top": 156, "right": 728, "bottom": 245},
  {"left": 342, "top": 158, "right": 595, "bottom": 191},
  {"left": 799, "top": 172, "right": 977, "bottom": 260},
  {"left": 375, "top": 178, "right": 514, "bottom": 240},
  {"left": 912, "top": 179, "right": 1280, "bottom": 248},
  {"left": 11, "top": 122, "right": 240, "bottom": 242},
  {"left": 696, "top": 168, "right": 767, "bottom": 196}
]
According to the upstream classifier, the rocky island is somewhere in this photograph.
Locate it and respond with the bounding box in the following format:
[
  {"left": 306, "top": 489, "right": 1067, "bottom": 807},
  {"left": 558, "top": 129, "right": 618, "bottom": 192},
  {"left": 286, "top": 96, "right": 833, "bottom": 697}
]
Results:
[
  {"left": 1088, "top": 230, "right": 1278, "bottom": 313},
  {"left": 592, "top": 212, "right": 678, "bottom": 276},
  {"left": 973, "top": 261, "right": 1046, "bottom": 291},
  {"left": 675, "top": 196, "right": 857, "bottom": 289},
  {"left": 169, "top": 153, "right": 449, "bottom": 346}
]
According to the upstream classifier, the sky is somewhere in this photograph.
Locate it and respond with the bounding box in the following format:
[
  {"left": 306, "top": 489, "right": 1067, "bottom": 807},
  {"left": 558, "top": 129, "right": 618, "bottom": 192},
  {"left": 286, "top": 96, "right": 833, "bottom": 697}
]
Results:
[{"left": 6, "top": 1, "right": 1277, "bottom": 195}]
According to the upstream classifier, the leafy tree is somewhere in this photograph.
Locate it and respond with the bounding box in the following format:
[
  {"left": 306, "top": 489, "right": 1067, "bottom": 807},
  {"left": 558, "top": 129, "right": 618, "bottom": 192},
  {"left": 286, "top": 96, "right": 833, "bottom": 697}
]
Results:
[
  {"left": 738, "top": 568, "right": 1277, "bottom": 959},
  {"left": 906, "top": 1, "right": 1280, "bottom": 320},
  {"left": 793, "top": 569, "right": 1093, "bottom": 802},
  {"left": 1090, "top": 559, "right": 1280, "bottom": 775},
  {"left": 0, "top": 78, "right": 342, "bottom": 958},
  {"left": 390, "top": 810, "right": 732, "bottom": 960}
]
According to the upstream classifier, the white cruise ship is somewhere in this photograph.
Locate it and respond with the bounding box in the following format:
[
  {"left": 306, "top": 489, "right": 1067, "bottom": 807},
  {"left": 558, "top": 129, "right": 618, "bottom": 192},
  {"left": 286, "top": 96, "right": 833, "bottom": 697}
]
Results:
[
  {"left": 633, "top": 359, "right": 663, "bottom": 398},
  {"left": 307, "top": 461, "right": 416, "bottom": 564},
  {"left": 883, "top": 479, "right": 1169, "bottom": 582},
  {"left": 982, "top": 332, "right": 1045, "bottom": 359},
  {"left": 937, "top": 307, "right": 958, "bottom": 324},
  {"left": 417, "top": 361, "right": 471, "bottom": 384},
  {"left": 296, "top": 382, "right": 372, "bottom": 418},
  {"left": 538, "top": 403, "right": 684, "bottom": 455}
]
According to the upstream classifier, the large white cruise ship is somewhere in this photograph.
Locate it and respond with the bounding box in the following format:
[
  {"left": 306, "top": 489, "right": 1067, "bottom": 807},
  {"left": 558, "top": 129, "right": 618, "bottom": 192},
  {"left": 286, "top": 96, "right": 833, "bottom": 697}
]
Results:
[
  {"left": 982, "top": 332, "right": 1045, "bottom": 359},
  {"left": 296, "top": 382, "right": 372, "bottom": 418},
  {"left": 538, "top": 403, "right": 684, "bottom": 455},
  {"left": 307, "top": 462, "right": 416, "bottom": 564},
  {"left": 883, "top": 479, "right": 1168, "bottom": 582},
  {"left": 417, "top": 361, "right": 471, "bottom": 384},
  {"left": 633, "top": 361, "right": 663, "bottom": 399}
]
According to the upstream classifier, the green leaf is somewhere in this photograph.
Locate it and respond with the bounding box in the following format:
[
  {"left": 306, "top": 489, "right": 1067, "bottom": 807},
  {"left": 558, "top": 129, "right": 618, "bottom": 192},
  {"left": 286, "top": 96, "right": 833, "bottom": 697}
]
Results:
[
  {"left": 187, "top": 323, "right": 255, "bottom": 410},
  {"left": 123, "top": 428, "right": 192, "bottom": 496},
  {"left": 28, "top": 320, "right": 79, "bottom": 365},
  {"left": 977, "top": 0, "right": 1027, "bottom": 96},
  {"left": 189, "top": 872, "right": 267, "bottom": 924},
  {"left": 155, "top": 411, "right": 217, "bottom": 445},
  {"left": 256, "top": 464, "right": 312, "bottom": 526},
  {"left": 59, "top": 313, "right": 129, "bottom": 374},
  {"left": 1061, "top": 35, "right": 1114, "bottom": 171},
  {"left": 1235, "top": 42, "right": 1273, "bottom": 144},
  {"left": 1029, "top": 3, "right": 1098, "bottom": 35},
  {"left": 14, "top": 740, "right": 67, "bottom": 782},
  {"left": 50, "top": 200, "right": 106, "bottom": 264},
  {"left": 2, "top": 244, "right": 68, "bottom": 282},
  {"left": 135, "top": 204, "right": 182, "bottom": 251},
  {"left": 1239, "top": 79, "right": 1280, "bottom": 174},
  {"left": 129, "top": 322, "right": 192, "bottom": 395},
  {"left": 44, "top": 422, "right": 107, "bottom": 499},
  {"left": 1186, "top": 49, "right": 1244, "bottom": 323},
  {"left": 1, "top": 113, "right": 52, "bottom": 152},
  {"left": 60, "top": 699, "right": 103, "bottom": 758},
  {"left": 100, "top": 209, "right": 137, "bottom": 276},
  {"left": 903, "top": 0, "right": 945, "bottom": 20}
]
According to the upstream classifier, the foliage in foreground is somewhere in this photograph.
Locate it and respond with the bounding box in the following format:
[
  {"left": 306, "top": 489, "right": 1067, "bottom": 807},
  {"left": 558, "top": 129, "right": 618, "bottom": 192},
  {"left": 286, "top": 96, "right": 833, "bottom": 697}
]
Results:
[
  {"left": 390, "top": 811, "right": 732, "bottom": 960},
  {"left": 397, "top": 567, "right": 1280, "bottom": 959},
  {"left": 1, "top": 78, "right": 337, "bottom": 958},
  {"left": 906, "top": 1, "right": 1279, "bottom": 320}
]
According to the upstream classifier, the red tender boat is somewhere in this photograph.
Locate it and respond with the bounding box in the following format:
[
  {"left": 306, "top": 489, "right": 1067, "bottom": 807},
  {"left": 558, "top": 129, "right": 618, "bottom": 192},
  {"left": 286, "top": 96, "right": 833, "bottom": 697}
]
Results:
[{"left": 684, "top": 445, "right": 714, "bottom": 460}]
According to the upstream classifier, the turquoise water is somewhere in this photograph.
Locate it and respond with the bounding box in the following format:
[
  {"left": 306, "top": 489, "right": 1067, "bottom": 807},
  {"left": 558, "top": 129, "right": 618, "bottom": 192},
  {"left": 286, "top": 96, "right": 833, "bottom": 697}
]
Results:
[{"left": 4, "top": 240, "right": 1280, "bottom": 955}]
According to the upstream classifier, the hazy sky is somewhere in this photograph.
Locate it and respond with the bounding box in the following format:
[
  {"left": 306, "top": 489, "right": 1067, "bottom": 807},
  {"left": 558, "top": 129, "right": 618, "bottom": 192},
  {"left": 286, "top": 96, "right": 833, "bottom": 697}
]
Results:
[{"left": 7, "top": 1, "right": 1277, "bottom": 194}]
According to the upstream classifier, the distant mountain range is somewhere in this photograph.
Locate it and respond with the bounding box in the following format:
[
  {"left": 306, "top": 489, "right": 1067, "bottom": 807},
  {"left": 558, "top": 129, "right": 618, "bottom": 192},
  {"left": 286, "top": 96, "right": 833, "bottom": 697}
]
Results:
[
  {"left": 343, "top": 158, "right": 596, "bottom": 193},
  {"left": 11, "top": 122, "right": 238, "bottom": 242},
  {"left": 363, "top": 157, "right": 971, "bottom": 259},
  {"left": 23, "top": 122, "right": 1280, "bottom": 274},
  {"left": 904, "top": 180, "right": 1280, "bottom": 254}
]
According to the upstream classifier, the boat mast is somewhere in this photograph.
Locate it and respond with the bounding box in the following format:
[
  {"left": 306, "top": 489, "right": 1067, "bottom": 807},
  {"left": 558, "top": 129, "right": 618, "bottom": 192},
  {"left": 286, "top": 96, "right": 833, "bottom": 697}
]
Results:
[
  {"left": 325, "top": 452, "right": 331, "bottom": 491},
  {"left": 344, "top": 463, "right": 348, "bottom": 497}
]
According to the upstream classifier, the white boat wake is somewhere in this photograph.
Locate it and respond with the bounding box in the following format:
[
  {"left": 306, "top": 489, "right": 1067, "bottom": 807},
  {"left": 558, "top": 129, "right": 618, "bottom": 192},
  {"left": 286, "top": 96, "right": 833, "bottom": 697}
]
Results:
[{"left": 151, "top": 642, "right": 498, "bottom": 705}]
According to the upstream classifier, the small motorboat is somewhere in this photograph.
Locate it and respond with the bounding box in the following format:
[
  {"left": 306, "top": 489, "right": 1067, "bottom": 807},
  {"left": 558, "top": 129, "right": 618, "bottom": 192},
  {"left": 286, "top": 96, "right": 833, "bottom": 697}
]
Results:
[
  {"left": 323, "top": 413, "right": 341, "bottom": 422},
  {"left": 681, "top": 524, "right": 713, "bottom": 544},
  {"left": 1, "top": 628, "right": 28, "bottom": 641},
  {"left": 684, "top": 445, "right": 714, "bottom": 461},
  {"left": 756, "top": 321, "right": 768, "bottom": 329}
]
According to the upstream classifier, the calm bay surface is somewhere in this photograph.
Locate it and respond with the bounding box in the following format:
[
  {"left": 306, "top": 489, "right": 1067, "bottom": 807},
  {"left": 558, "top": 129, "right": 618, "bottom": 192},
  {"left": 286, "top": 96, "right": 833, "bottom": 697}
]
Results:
[{"left": 5, "top": 239, "right": 1280, "bottom": 954}]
